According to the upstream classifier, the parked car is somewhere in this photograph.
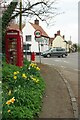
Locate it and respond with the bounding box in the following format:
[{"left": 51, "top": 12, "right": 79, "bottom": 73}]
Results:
[{"left": 41, "top": 47, "right": 68, "bottom": 58}]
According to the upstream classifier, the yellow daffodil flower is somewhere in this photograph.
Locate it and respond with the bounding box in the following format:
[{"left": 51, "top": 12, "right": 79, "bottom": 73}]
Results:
[
  {"left": 6, "top": 97, "right": 15, "bottom": 105},
  {"left": 22, "top": 74, "right": 27, "bottom": 78},
  {"left": 36, "top": 79, "right": 39, "bottom": 83},
  {"left": 7, "top": 110, "right": 10, "bottom": 113},
  {"left": 17, "top": 71, "right": 19, "bottom": 74},
  {"left": 13, "top": 72, "right": 17, "bottom": 75},
  {"left": 14, "top": 76, "right": 17, "bottom": 79},
  {"left": 30, "top": 63, "right": 37, "bottom": 67},
  {"left": 36, "top": 67, "right": 40, "bottom": 71},
  {"left": 11, "top": 97, "right": 15, "bottom": 103},
  {"left": 6, "top": 100, "right": 11, "bottom": 105}
]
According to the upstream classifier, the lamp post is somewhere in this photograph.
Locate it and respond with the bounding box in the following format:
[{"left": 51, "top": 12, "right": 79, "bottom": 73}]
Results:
[{"left": 64, "top": 40, "right": 68, "bottom": 52}]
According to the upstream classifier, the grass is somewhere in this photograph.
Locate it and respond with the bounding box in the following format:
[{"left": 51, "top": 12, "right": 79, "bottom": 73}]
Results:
[{"left": 2, "top": 59, "right": 45, "bottom": 119}]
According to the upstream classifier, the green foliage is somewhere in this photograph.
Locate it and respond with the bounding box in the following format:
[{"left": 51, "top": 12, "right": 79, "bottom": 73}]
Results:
[
  {"left": 2, "top": 1, "right": 18, "bottom": 53},
  {"left": 2, "top": 60, "right": 45, "bottom": 119},
  {"left": 2, "top": 1, "right": 18, "bottom": 31}
]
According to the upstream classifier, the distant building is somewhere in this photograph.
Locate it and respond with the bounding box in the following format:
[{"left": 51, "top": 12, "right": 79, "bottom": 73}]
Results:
[{"left": 49, "top": 30, "right": 69, "bottom": 52}]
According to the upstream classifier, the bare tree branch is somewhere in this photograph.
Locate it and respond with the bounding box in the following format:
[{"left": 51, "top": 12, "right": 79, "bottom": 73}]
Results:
[
  {"left": 10, "top": 1, "right": 47, "bottom": 19},
  {"left": 3, "top": 0, "right": 62, "bottom": 26}
]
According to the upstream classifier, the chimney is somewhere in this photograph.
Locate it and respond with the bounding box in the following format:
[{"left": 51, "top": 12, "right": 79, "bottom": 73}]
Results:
[
  {"left": 34, "top": 19, "right": 39, "bottom": 25},
  {"left": 57, "top": 30, "right": 60, "bottom": 35},
  {"left": 54, "top": 34, "right": 57, "bottom": 37},
  {"left": 63, "top": 35, "right": 65, "bottom": 39}
]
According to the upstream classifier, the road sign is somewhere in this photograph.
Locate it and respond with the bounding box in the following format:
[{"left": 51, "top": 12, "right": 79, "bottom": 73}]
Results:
[
  {"left": 35, "top": 37, "right": 43, "bottom": 42},
  {"left": 34, "top": 30, "right": 42, "bottom": 38}
]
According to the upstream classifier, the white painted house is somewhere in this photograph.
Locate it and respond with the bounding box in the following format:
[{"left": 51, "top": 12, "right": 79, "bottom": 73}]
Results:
[{"left": 22, "top": 19, "right": 50, "bottom": 54}]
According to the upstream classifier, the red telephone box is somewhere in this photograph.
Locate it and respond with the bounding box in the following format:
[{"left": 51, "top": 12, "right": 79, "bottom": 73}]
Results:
[{"left": 5, "top": 29, "right": 23, "bottom": 67}]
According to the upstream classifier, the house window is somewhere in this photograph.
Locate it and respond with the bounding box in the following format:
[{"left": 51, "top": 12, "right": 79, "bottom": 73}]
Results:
[
  {"left": 23, "top": 44, "right": 31, "bottom": 51},
  {"left": 26, "top": 44, "right": 31, "bottom": 50},
  {"left": 26, "top": 35, "right": 32, "bottom": 41}
]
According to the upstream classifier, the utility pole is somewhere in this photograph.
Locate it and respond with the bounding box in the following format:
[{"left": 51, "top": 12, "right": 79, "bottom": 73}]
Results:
[{"left": 19, "top": 0, "right": 22, "bottom": 31}]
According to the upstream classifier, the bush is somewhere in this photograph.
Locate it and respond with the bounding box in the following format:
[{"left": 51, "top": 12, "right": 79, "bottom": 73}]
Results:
[{"left": 2, "top": 60, "right": 45, "bottom": 119}]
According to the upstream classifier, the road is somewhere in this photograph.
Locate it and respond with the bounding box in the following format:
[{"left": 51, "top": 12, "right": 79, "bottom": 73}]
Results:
[{"left": 35, "top": 52, "right": 79, "bottom": 102}]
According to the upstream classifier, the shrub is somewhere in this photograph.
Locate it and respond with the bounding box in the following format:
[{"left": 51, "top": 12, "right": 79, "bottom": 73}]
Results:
[{"left": 2, "top": 60, "right": 45, "bottom": 119}]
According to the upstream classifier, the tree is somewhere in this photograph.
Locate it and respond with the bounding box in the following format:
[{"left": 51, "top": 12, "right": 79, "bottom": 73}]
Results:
[
  {"left": 2, "top": 0, "right": 18, "bottom": 31},
  {"left": 68, "top": 40, "right": 72, "bottom": 45},
  {"left": 12, "top": 0, "right": 59, "bottom": 25},
  {"left": 68, "top": 40, "right": 72, "bottom": 53},
  {"left": 2, "top": 0, "right": 60, "bottom": 53},
  {"left": 2, "top": 0, "right": 59, "bottom": 29},
  {"left": 1, "top": 0, "right": 18, "bottom": 52},
  {"left": 72, "top": 43, "right": 78, "bottom": 52}
]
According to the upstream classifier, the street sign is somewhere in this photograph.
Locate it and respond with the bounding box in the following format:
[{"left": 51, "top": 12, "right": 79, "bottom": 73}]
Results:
[
  {"left": 35, "top": 37, "right": 43, "bottom": 42},
  {"left": 34, "top": 30, "right": 42, "bottom": 38}
]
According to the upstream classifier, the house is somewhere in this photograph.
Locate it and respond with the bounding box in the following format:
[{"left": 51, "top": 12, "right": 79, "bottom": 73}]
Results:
[
  {"left": 22, "top": 19, "right": 50, "bottom": 54},
  {"left": 49, "top": 30, "right": 69, "bottom": 52}
]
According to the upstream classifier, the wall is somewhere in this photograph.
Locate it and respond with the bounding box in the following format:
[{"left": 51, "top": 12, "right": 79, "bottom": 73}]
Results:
[{"left": 22, "top": 22, "right": 49, "bottom": 53}]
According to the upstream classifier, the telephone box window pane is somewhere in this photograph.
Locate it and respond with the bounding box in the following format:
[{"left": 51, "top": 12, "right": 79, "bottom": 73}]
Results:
[
  {"left": 8, "top": 40, "right": 17, "bottom": 64},
  {"left": 9, "top": 38, "right": 17, "bottom": 41},
  {"left": 8, "top": 39, "right": 17, "bottom": 51},
  {"left": 26, "top": 35, "right": 31, "bottom": 41}
]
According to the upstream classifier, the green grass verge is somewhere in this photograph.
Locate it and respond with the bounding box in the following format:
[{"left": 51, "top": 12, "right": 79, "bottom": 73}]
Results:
[{"left": 2, "top": 59, "right": 45, "bottom": 119}]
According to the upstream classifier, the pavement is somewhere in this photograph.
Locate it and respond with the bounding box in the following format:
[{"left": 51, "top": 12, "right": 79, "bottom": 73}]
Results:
[{"left": 37, "top": 63, "right": 78, "bottom": 119}]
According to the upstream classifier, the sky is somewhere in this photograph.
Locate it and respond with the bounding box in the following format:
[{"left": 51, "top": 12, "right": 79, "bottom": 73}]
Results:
[
  {"left": 3, "top": 0, "right": 79, "bottom": 44},
  {"left": 41, "top": 0, "right": 79, "bottom": 44}
]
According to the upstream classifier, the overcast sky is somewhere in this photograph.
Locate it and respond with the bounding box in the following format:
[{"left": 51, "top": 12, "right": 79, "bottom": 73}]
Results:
[
  {"left": 6, "top": 0, "right": 79, "bottom": 44},
  {"left": 43, "top": 0, "right": 79, "bottom": 44}
]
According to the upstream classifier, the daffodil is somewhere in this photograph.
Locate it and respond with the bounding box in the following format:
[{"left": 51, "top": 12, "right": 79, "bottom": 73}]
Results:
[
  {"left": 14, "top": 76, "right": 17, "bottom": 79},
  {"left": 36, "top": 79, "right": 39, "bottom": 83},
  {"left": 6, "top": 97, "right": 15, "bottom": 105},
  {"left": 36, "top": 67, "right": 40, "bottom": 71},
  {"left": 13, "top": 72, "right": 17, "bottom": 75},
  {"left": 31, "top": 76, "right": 39, "bottom": 83},
  {"left": 6, "top": 100, "right": 11, "bottom": 105},
  {"left": 22, "top": 74, "right": 27, "bottom": 78},
  {"left": 30, "top": 63, "right": 37, "bottom": 67},
  {"left": 11, "top": 97, "right": 15, "bottom": 103},
  {"left": 17, "top": 71, "right": 19, "bottom": 74},
  {"left": 7, "top": 110, "right": 10, "bottom": 113}
]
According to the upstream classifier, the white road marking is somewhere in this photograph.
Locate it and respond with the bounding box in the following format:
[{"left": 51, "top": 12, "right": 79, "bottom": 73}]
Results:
[
  {"left": 60, "top": 66, "right": 66, "bottom": 69},
  {"left": 73, "top": 69, "right": 80, "bottom": 71},
  {"left": 54, "top": 60, "right": 61, "bottom": 62},
  {"left": 63, "top": 61, "right": 69, "bottom": 63}
]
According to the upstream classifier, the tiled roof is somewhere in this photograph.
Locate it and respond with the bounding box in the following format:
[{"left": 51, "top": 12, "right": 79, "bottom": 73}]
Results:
[
  {"left": 30, "top": 22, "right": 49, "bottom": 38},
  {"left": 7, "top": 23, "right": 25, "bottom": 30}
]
